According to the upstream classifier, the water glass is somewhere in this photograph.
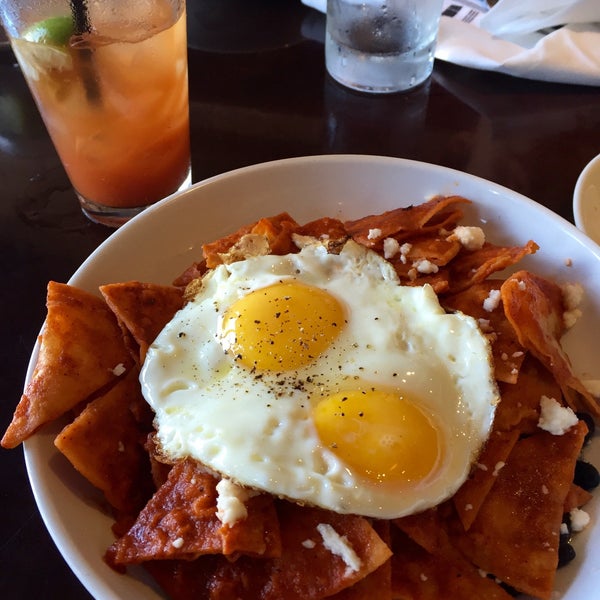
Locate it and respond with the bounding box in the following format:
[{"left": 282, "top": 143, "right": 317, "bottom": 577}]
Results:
[{"left": 326, "top": 0, "right": 444, "bottom": 94}]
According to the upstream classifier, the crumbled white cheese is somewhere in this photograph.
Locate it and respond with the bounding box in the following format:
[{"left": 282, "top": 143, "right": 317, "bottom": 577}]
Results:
[
  {"left": 452, "top": 225, "right": 486, "bottom": 250},
  {"left": 219, "top": 233, "right": 270, "bottom": 264},
  {"left": 483, "top": 289, "right": 501, "bottom": 312},
  {"left": 112, "top": 363, "right": 126, "bottom": 376},
  {"left": 560, "top": 522, "right": 569, "bottom": 535},
  {"left": 538, "top": 396, "right": 578, "bottom": 435},
  {"left": 492, "top": 461, "right": 505, "bottom": 477},
  {"left": 570, "top": 508, "right": 591, "bottom": 532},
  {"left": 292, "top": 233, "right": 320, "bottom": 249},
  {"left": 476, "top": 462, "right": 488, "bottom": 472},
  {"left": 561, "top": 282, "right": 584, "bottom": 329},
  {"left": 216, "top": 478, "right": 255, "bottom": 526},
  {"left": 420, "top": 573, "right": 428, "bottom": 582},
  {"left": 562, "top": 282, "right": 584, "bottom": 310},
  {"left": 465, "top": 503, "right": 473, "bottom": 511},
  {"left": 517, "top": 280, "right": 526, "bottom": 291},
  {"left": 367, "top": 228, "right": 382, "bottom": 240},
  {"left": 485, "top": 332, "right": 498, "bottom": 344},
  {"left": 172, "top": 537, "right": 184, "bottom": 549},
  {"left": 317, "top": 523, "right": 361, "bottom": 575},
  {"left": 477, "top": 318, "right": 492, "bottom": 333},
  {"left": 383, "top": 237, "right": 400, "bottom": 259},
  {"left": 396, "top": 242, "right": 413, "bottom": 264},
  {"left": 302, "top": 539, "right": 316, "bottom": 549},
  {"left": 564, "top": 306, "right": 583, "bottom": 329},
  {"left": 413, "top": 258, "right": 439, "bottom": 274}
]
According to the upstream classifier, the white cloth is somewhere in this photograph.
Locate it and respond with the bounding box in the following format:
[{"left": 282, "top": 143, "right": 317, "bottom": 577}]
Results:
[{"left": 301, "top": 0, "right": 600, "bottom": 86}]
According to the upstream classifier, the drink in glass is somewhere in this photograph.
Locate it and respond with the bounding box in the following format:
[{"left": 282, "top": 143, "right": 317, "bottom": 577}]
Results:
[
  {"left": 326, "top": 0, "right": 443, "bottom": 94},
  {"left": 1, "top": 0, "right": 191, "bottom": 226}
]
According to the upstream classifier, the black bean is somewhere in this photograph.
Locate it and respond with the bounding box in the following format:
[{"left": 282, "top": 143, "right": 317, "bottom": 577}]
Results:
[
  {"left": 574, "top": 460, "right": 600, "bottom": 491},
  {"left": 576, "top": 412, "right": 595, "bottom": 445},
  {"left": 558, "top": 542, "right": 577, "bottom": 567}
]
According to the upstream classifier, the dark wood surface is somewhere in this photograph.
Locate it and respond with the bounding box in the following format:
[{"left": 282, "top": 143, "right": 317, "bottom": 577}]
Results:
[{"left": 1, "top": 1, "right": 600, "bottom": 597}]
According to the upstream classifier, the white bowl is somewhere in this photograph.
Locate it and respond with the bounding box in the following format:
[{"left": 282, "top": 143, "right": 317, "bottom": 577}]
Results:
[
  {"left": 22, "top": 155, "right": 600, "bottom": 599},
  {"left": 574, "top": 153, "right": 600, "bottom": 246}
]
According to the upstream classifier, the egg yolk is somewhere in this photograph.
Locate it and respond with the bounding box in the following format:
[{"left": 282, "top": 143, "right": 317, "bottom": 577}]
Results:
[
  {"left": 220, "top": 281, "right": 345, "bottom": 371},
  {"left": 314, "top": 389, "right": 441, "bottom": 484}
]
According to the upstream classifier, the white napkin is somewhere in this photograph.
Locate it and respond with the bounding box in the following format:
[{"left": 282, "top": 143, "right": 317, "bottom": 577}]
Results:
[
  {"left": 480, "top": 0, "right": 599, "bottom": 36},
  {"left": 301, "top": 0, "right": 600, "bottom": 86}
]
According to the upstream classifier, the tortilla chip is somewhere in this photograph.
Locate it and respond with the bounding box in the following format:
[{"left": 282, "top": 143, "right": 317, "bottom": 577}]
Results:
[
  {"left": 100, "top": 282, "right": 184, "bottom": 364},
  {"left": 445, "top": 241, "right": 539, "bottom": 294},
  {"left": 258, "top": 502, "right": 393, "bottom": 599},
  {"left": 443, "top": 279, "right": 525, "bottom": 384},
  {"left": 202, "top": 213, "right": 300, "bottom": 268},
  {"left": 501, "top": 271, "right": 600, "bottom": 418},
  {"left": 391, "top": 526, "right": 514, "bottom": 600},
  {"left": 393, "top": 503, "right": 467, "bottom": 570},
  {"left": 452, "top": 429, "right": 520, "bottom": 530},
  {"left": 386, "top": 234, "right": 461, "bottom": 291},
  {"left": 54, "top": 368, "right": 154, "bottom": 514},
  {"left": 295, "top": 217, "right": 349, "bottom": 245},
  {"left": 450, "top": 421, "right": 587, "bottom": 599},
  {"left": 172, "top": 260, "right": 207, "bottom": 288},
  {"left": 106, "top": 459, "right": 280, "bottom": 566},
  {"left": 141, "top": 502, "right": 392, "bottom": 600},
  {"left": 344, "top": 196, "right": 470, "bottom": 248},
  {"left": 220, "top": 493, "right": 282, "bottom": 559},
  {"left": 143, "top": 556, "right": 235, "bottom": 600},
  {"left": 329, "top": 520, "right": 392, "bottom": 600},
  {"left": 2, "top": 281, "right": 133, "bottom": 449},
  {"left": 251, "top": 213, "right": 302, "bottom": 256},
  {"left": 494, "top": 356, "right": 562, "bottom": 435},
  {"left": 202, "top": 223, "right": 254, "bottom": 269}
]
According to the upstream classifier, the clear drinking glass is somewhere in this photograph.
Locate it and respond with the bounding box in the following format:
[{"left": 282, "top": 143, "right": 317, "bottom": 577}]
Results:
[
  {"left": 326, "top": 0, "right": 444, "bottom": 94},
  {"left": 1, "top": 0, "right": 191, "bottom": 227}
]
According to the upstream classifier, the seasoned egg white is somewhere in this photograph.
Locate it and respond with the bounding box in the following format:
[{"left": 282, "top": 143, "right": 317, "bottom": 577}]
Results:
[{"left": 141, "top": 240, "right": 498, "bottom": 519}]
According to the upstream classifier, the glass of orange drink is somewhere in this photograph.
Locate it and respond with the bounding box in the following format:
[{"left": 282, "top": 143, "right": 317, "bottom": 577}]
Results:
[{"left": 1, "top": 0, "right": 191, "bottom": 227}]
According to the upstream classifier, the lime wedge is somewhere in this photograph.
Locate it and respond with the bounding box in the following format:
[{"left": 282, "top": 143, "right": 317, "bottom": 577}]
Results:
[
  {"left": 23, "top": 15, "right": 74, "bottom": 47},
  {"left": 13, "top": 17, "right": 75, "bottom": 81}
]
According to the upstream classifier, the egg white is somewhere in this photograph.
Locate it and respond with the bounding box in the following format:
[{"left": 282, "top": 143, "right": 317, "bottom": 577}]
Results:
[{"left": 140, "top": 240, "right": 498, "bottom": 519}]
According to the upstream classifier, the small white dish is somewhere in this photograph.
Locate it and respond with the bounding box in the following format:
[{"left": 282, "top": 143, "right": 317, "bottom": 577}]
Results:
[{"left": 574, "top": 153, "right": 600, "bottom": 246}]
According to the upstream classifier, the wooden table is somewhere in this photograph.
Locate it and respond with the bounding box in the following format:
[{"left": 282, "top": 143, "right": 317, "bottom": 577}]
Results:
[{"left": 1, "top": 1, "right": 600, "bottom": 597}]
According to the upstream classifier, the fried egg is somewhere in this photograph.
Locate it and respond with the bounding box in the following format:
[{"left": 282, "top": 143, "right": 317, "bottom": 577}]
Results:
[{"left": 141, "top": 239, "right": 498, "bottom": 519}]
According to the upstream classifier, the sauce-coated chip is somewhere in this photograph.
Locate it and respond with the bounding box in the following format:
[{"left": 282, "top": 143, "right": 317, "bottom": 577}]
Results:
[
  {"left": 2, "top": 281, "right": 133, "bottom": 449},
  {"left": 451, "top": 422, "right": 587, "bottom": 599},
  {"left": 100, "top": 282, "right": 184, "bottom": 364},
  {"left": 54, "top": 368, "right": 154, "bottom": 514},
  {"left": 106, "top": 459, "right": 281, "bottom": 566}
]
